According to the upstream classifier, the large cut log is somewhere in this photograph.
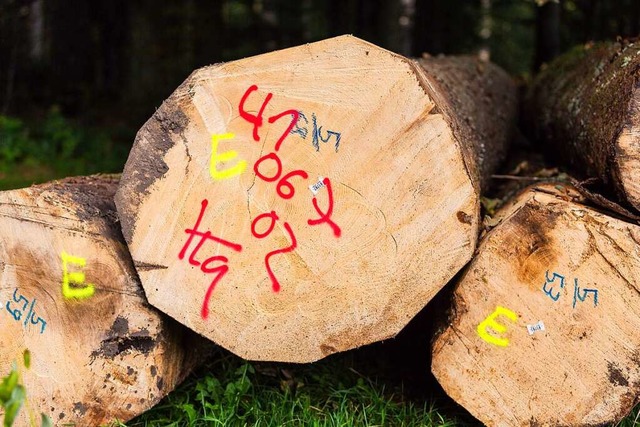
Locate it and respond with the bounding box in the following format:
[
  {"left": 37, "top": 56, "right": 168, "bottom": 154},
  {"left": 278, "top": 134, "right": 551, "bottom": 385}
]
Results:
[
  {"left": 115, "top": 35, "right": 517, "bottom": 362},
  {"left": 0, "top": 175, "right": 202, "bottom": 426},
  {"left": 525, "top": 40, "right": 640, "bottom": 211},
  {"left": 432, "top": 184, "right": 640, "bottom": 426}
]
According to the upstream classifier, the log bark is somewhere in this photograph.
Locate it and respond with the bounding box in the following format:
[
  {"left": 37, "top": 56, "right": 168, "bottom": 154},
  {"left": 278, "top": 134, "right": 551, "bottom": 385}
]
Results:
[
  {"left": 0, "top": 175, "right": 203, "bottom": 426},
  {"left": 525, "top": 40, "right": 640, "bottom": 211},
  {"left": 432, "top": 183, "right": 640, "bottom": 426},
  {"left": 115, "top": 35, "right": 516, "bottom": 363},
  {"left": 416, "top": 54, "right": 516, "bottom": 190}
]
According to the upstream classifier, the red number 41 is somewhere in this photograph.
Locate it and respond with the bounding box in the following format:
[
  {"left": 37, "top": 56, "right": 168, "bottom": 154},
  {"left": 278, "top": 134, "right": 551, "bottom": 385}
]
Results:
[{"left": 179, "top": 199, "right": 243, "bottom": 319}]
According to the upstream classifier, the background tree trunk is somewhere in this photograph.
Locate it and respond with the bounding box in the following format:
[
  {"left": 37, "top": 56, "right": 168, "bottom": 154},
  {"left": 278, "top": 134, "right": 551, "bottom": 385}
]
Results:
[
  {"left": 412, "top": 0, "right": 445, "bottom": 55},
  {"left": 534, "top": 1, "right": 560, "bottom": 70},
  {"left": 115, "top": 36, "right": 516, "bottom": 363},
  {"left": 432, "top": 183, "right": 640, "bottom": 426},
  {"left": 0, "top": 175, "right": 205, "bottom": 426}
]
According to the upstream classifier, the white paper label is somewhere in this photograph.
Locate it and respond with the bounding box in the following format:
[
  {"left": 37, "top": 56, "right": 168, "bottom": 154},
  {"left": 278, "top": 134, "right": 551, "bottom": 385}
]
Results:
[
  {"left": 309, "top": 177, "right": 326, "bottom": 195},
  {"left": 526, "top": 321, "right": 545, "bottom": 335}
]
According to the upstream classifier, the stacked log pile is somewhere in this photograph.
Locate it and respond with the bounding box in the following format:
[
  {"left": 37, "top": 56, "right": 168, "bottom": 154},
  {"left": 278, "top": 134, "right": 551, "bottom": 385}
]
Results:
[
  {"left": 2, "top": 35, "right": 638, "bottom": 426},
  {"left": 431, "top": 40, "right": 640, "bottom": 426}
]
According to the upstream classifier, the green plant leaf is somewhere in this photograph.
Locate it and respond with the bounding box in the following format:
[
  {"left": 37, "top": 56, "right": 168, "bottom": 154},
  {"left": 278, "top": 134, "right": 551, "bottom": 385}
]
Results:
[
  {"left": 40, "top": 413, "right": 53, "bottom": 427},
  {"left": 0, "top": 369, "right": 19, "bottom": 403},
  {"left": 179, "top": 403, "right": 197, "bottom": 423},
  {"left": 3, "top": 384, "right": 25, "bottom": 427},
  {"left": 22, "top": 351, "right": 30, "bottom": 370}
]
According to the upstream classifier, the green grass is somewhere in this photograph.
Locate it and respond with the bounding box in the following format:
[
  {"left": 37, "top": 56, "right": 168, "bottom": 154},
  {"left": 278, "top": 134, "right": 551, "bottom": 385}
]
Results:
[
  {"left": 115, "top": 346, "right": 640, "bottom": 426},
  {"left": 116, "top": 347, "right": 464, "bottom": 427},
  {"left": 617, "top": 407, "right": 640, "bottom": 427},
  {"left": 117, "top": 345, "right": 640, "bottom": 427}
]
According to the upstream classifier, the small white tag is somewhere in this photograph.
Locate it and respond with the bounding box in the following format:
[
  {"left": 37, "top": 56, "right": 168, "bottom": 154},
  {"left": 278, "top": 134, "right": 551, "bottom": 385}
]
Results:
[
  {"left": 309, "top": 177, "right": 325, "bottom": 195},
  {"left": 527, "top": 321, "right": 545, "bottom": 335}
]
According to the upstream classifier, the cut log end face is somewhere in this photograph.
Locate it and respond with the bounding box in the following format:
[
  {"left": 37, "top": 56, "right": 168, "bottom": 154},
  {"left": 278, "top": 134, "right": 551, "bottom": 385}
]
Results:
[
  {"left": 0, "top": 177, "right": 188, "bottom": 425},
  {"left": 115, "top": 35, "right": 480, "bottom": 362},
  {"left": 615, "top": 83, "right": 640, "bottom": 212},
  {"left": 432, "top": 186, "right": 640, "bottom": 426}
]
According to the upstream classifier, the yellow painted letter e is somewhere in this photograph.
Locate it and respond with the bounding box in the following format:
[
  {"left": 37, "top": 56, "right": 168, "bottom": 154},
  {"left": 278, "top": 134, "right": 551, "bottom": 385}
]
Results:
[
  {"left": 61, "top": 251, "right": 95, "bottom": 299},
  {"left": 210, "top": 133, "right": 246, "bottom": 180}
]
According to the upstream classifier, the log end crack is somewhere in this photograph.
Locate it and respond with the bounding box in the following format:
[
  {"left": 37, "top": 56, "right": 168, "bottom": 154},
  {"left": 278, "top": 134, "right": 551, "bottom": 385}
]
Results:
[{"left": 134, "top": 261, "right": 169, "bottom": 272}]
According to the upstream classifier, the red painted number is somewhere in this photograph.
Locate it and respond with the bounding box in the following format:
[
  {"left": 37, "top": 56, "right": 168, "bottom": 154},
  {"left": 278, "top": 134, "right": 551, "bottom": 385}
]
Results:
[
  {"left": 308, "top": 177, "right": 341, "bottom": 237},
  {"left": 238, "top": 85, "right": 299, "bottom": 151},
  {"left": 179, "top": 199, "right": 243, "bottom": 319},
  {"left": 251, "top": 211, "right": 298, "bottom": 292}
]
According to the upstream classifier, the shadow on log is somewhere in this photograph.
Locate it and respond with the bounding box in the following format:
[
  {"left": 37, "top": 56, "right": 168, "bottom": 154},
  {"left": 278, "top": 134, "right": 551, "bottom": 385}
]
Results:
[
  {"left": 432, "top": 183, "right": 640, "bottom": 426},
  {"left": 115, "top": 35, "right": 516, "bottom": 363},
  {"left": 0, "top": 175, "right": 206, "bottom": 426}
]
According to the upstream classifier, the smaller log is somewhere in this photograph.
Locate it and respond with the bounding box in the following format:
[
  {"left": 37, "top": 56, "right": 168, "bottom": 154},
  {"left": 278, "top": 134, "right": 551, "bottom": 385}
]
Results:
[
  {"left": 0, "top": 175, "right": 203, "bottom": 426},
  {"left": 525, "top": 40, "right": 640, "bottom": 211},
  {"left": 432, "top": 183, "right": 640, "bottom": 426}
]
